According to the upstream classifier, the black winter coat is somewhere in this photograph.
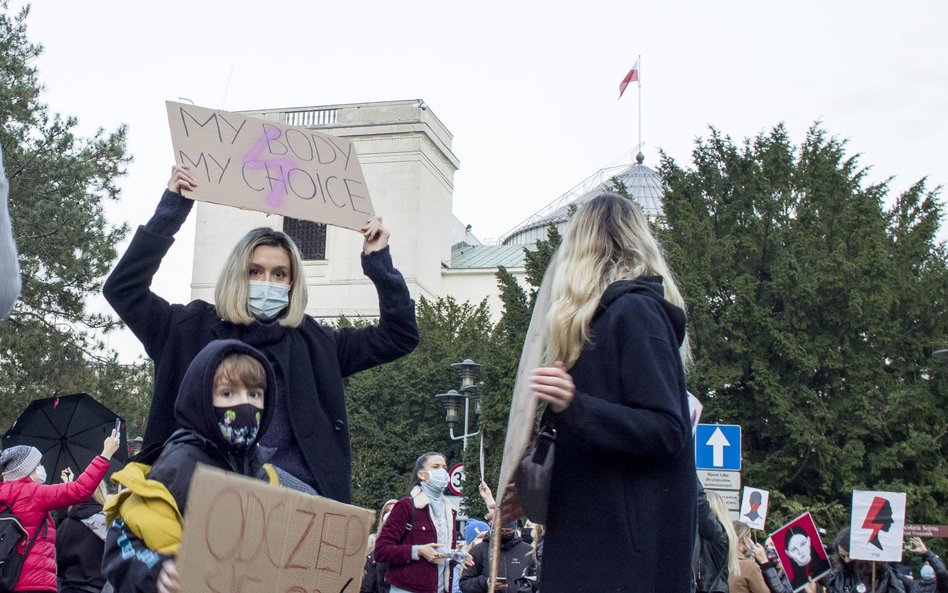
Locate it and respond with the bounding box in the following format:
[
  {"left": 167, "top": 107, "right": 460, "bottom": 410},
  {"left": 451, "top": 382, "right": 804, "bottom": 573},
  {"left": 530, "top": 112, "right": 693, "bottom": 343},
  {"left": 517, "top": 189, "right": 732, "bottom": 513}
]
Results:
[
  {"left": 695, "top": 483, "right": 730, "bottom": 593},
  {"left": 56, "top": 501, "right": 106, "bottom": 593},
  {"left": 103, "top": 219, "right": 419, "bottom": 501},
  {"left": 917, "top": 550, "right": 948, "bottom": 593},
  {"left": 538, "top": 276, "right": 697, "bottom": 593},
  {"left": 101, "top": 340, "right": 280, "bottom": 593}
]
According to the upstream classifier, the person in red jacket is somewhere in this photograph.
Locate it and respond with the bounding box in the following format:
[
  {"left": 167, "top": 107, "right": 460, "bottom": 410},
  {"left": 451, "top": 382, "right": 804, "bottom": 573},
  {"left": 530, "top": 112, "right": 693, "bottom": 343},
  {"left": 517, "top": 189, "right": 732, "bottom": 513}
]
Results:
[
  {"left": 374, "top": 452, "right": 471, "bottom": 593},
  {"left": 0, "top": 431, "right": 120, "bottom": 593}
]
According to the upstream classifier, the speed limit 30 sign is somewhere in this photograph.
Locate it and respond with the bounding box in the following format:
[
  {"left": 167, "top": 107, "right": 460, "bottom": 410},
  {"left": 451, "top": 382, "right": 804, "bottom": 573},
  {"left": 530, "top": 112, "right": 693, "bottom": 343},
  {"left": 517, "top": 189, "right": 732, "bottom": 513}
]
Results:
[{"left": 448, "top": 462, "right": 465, "bottom": 496}]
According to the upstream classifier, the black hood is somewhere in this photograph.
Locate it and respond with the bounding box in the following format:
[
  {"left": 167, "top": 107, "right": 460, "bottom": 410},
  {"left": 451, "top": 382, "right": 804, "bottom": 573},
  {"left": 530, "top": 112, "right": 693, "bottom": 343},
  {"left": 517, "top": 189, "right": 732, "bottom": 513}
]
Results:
[
  {"left": 596, "top": 275, "right": 687, "bottom": 346},
  {"left": 173, "top": 339, "right": 276, "bottom": 452},
  {"left": 66, "top": 500, "right": 103, "bottom": 520}
]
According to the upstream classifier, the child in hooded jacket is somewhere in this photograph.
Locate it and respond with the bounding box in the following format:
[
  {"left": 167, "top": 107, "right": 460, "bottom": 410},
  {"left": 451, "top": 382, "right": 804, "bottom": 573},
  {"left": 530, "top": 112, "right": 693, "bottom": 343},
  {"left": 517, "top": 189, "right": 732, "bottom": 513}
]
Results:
[{"left": 101, "top": 339, "right": 312, "bottom": 593}]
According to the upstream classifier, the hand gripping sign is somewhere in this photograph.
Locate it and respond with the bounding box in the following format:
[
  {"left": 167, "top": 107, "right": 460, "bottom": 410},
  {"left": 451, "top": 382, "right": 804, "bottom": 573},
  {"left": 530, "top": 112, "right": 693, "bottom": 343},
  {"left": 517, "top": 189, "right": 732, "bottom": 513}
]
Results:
[{"left": 166, "top": 101, "right": 374, "bottom": 231}]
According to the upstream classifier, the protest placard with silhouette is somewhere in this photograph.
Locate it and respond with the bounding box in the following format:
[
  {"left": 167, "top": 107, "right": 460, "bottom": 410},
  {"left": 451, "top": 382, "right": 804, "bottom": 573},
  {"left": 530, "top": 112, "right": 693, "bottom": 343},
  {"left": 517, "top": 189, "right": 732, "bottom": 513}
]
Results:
[
  {"left": 849, "top": 490, "right": 906, "bottom": 562},
  {"left": 740, "top": 487, "right": 769, "bottom": 530}
]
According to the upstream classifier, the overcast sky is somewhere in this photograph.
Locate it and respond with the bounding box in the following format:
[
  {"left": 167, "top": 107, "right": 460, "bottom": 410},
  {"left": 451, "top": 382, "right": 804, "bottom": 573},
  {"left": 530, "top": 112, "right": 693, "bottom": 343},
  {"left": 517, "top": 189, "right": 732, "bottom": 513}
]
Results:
[{"left": 20, "top": 0, "right": 948, "bottom": 361}]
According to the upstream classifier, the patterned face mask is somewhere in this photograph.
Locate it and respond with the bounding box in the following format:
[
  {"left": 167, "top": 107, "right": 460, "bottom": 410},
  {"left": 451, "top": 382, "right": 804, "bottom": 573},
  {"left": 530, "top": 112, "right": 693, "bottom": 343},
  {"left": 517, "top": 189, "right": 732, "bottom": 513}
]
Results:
[{"left": 214, "top": 403, "right": 262, "bottom": 449}]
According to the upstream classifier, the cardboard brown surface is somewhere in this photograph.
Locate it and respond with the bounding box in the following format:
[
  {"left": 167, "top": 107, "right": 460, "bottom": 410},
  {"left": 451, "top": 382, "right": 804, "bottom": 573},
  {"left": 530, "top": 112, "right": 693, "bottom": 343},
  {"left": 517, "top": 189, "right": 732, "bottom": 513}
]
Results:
[
  {"left": 177, "top": 464, "right": 374, "bottom": 593},
  {"left": 166, "top": 101, "right": 374, "bottom": 231}
]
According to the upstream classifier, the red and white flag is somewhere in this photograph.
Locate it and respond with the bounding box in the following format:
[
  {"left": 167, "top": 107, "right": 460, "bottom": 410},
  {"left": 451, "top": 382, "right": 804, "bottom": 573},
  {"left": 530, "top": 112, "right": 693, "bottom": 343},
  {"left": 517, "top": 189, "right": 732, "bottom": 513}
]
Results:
[{"left": 618, "top": 59, "right": 640, "bottom": 99}]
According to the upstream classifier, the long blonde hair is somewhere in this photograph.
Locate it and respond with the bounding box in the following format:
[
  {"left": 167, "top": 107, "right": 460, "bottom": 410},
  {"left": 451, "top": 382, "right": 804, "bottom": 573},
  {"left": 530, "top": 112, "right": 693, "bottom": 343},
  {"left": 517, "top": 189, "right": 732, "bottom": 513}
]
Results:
[
  {"left": 91, "top": 480, "right": 108, "bottom": 506},
  {"left": 544, "top": 193, "right": 690, "bottom": 368},
  {"left": 708, "top": 491, "right": 741, "bottom": 577},
  {"left": 215, "top": 227, "right": 309, "bottom": 327}
]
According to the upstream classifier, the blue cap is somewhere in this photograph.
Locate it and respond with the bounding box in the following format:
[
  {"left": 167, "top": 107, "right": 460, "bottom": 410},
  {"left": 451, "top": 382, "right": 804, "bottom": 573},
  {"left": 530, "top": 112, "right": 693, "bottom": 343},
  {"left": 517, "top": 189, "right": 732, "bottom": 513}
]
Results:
[{"left": 464, "top": 520, "right": 490, "bottom": 544}]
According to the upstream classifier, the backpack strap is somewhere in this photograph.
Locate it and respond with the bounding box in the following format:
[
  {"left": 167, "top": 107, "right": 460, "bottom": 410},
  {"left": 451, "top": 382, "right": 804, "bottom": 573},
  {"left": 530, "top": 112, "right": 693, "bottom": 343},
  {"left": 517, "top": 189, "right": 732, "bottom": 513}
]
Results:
[
  {"left": 396, "top": 498, "right": 417, "bottom": 545},
  {"left": 21, "top": 515, "right": 49, "bottom": 556}
]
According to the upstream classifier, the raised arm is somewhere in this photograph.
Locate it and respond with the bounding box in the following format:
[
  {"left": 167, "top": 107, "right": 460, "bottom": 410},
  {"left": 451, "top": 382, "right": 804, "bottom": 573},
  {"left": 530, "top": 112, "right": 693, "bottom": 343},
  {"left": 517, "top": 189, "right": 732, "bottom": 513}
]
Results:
[
  {"left": 102, "top": 165, "right": 195, "bottom": 358},
  {"left": 334, "top": 219, "right": 419, "bottom": 376},
  {"left": 38, "top": 430, "right": 119, "bottom": 509}
]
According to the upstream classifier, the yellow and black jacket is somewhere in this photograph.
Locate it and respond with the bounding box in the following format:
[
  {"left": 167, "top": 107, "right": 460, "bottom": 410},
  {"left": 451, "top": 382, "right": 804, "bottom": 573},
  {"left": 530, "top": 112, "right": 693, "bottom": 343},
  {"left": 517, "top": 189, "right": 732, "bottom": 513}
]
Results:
[{"left": 101, "top": 339, "right": 311, "bottom": 593}]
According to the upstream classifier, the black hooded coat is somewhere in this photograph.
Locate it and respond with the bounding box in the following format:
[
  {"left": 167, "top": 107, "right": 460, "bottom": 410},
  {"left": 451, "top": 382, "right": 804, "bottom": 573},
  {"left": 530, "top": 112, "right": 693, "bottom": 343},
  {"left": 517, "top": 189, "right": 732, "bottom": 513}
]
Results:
[
  {"left": 146, "top": 338, "right": 277, "bottom": 512},
  {"left": 102, "top": 340, "right": 280, "bottom": 593},
  {"left": 537, "top": 276, "right": 697, "bottom": 593}
]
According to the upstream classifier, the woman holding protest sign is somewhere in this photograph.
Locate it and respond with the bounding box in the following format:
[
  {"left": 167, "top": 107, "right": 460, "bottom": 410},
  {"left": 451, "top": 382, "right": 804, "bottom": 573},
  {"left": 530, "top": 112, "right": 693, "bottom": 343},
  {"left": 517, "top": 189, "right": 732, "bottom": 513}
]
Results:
[
  {"left": 511, "top": 193, "right": 697, "bottom": 593},
  {"left": 103, "top": 164, "right": 419, "bottom": 500}
]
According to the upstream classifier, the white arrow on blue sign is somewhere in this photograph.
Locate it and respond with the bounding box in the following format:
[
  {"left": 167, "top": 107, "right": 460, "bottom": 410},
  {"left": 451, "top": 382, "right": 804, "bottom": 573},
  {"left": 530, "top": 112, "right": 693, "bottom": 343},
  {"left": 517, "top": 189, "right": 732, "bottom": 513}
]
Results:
[{"left": 695, "top": 424, "right": 742, "bottom": 471}]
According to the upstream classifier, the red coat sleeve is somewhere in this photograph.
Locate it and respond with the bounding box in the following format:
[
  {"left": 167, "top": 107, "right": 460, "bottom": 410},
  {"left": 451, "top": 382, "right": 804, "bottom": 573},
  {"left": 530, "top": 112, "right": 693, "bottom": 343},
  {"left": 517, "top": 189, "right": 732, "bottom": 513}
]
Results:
[{"left": 34, "top": 456, "right": 109, "bottom": 510}]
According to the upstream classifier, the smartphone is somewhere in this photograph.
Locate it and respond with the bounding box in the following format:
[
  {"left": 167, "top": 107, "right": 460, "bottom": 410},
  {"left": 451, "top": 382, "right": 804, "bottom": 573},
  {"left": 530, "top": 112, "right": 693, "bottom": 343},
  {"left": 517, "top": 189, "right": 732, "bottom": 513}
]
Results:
[{"left": 114, "top": 418, "right": 122, "bottom": 433}]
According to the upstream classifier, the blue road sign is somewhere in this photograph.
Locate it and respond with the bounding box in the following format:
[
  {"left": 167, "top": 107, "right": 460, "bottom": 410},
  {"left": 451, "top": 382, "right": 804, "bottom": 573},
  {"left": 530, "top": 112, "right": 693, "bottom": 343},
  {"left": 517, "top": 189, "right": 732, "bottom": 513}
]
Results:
[{"left": 695, "top": 424, "right": 742, "bottom": 471}]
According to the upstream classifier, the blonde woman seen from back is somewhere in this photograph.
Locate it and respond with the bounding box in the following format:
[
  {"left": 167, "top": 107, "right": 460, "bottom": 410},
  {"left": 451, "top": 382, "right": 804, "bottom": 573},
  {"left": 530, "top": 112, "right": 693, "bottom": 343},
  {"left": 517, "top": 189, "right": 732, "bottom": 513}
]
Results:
[{"left": 522, "top": 193, "right": 697, "bottom": 593}]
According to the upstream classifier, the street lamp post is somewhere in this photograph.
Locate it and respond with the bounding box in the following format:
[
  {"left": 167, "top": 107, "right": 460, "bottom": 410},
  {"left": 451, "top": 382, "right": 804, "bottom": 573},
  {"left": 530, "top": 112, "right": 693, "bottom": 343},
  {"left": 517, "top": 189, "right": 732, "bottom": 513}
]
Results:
[{"left": 435, "top": 359, "right": 482, "bottom": 450}]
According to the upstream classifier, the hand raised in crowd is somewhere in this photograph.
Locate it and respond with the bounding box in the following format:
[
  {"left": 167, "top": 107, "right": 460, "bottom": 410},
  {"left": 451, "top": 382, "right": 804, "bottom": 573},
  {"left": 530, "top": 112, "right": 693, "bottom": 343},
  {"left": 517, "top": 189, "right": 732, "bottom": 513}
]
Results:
[
  {"left": 157, "top": 559, "right": 180, "bottom": 593},
  {"left": 101, "top": 429, "right": 120, "bottom": 460},
  {"left": 417, "top": 543, "right": 443, "bottom": 564},
  {"left": 60, "top": 467, "right": 74, "bottom": 483},
  {"left": 803, "top": 580, "right": 819, "bottom": 593},
  {"left": 530, "top": 362, "right": 575, "bottom": 413},
  {"left": 479, "top": 480, "right": 496, "bottom": 507},
  {"left": 361, "top": 216, "right": 390, "bottom": 254},
  {"left": 908, "top": 536, "right": 928, "bottom": 554},
  {"left": 167, "top": 164, "right": 197, "bottom": 195},
  {"left": 752, "top": 543, "right": 769, "bottom": 564}
]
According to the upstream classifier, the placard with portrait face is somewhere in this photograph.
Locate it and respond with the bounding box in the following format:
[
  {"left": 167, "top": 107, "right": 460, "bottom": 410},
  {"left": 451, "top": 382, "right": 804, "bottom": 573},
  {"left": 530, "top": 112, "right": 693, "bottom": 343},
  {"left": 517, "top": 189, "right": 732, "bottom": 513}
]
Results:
[{"left": 769, "top": 512, "right": 832, "bottom": 593}]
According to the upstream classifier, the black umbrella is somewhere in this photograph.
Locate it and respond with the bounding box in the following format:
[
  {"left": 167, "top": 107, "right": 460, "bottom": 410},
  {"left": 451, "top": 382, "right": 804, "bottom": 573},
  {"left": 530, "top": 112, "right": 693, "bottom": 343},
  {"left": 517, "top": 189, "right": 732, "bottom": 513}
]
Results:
[{"left": 2, "top": 393, "right": 128, "bottom": 483}]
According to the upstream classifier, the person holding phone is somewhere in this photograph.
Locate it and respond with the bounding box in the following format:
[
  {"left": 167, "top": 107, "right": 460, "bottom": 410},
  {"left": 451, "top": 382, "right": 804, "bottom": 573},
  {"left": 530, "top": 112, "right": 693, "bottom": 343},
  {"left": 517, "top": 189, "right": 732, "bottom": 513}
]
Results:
[
  {"left": 0, "top": 430, "right": 120, "bottom": 593},
  {"left": 459, "top": 523, "right": 532, "bottom": 593},
  {"left": 374, "top": 452, "right": 471, "bottom": 593}
]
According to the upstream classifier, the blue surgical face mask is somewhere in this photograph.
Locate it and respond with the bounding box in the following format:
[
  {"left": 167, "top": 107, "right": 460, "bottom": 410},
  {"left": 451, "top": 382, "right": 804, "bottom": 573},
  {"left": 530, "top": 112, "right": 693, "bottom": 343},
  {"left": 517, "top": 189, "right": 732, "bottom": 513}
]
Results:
[
  {"left": 425, "top": 468, "right": 450, "bottom": 492},
  {"left": 248, "top": 281, "right": 290, "bottom": 320},
  {"left": 921, "top": 565, "right": 935, "bottom": 581}
]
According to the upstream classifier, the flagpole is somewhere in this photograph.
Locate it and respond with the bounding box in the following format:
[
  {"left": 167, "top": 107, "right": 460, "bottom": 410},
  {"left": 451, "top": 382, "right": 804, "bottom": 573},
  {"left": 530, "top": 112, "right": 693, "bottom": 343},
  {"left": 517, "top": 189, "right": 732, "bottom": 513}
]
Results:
[{"left": 637, "top": 54, "right": 642, "bottom": 155}]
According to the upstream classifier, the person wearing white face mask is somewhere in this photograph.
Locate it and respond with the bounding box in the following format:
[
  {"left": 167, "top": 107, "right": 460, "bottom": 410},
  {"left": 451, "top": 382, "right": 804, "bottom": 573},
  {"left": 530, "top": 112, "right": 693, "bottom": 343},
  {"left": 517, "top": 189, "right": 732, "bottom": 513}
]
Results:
[
  {"left": 0, "top": 433, "right": 120, "bottom": 593},
  {"left": 103, "top": 164, "right": 420, "bottom": 499},
  {"left": 374, "top": 452, "right": 473, "bottom": 593}
]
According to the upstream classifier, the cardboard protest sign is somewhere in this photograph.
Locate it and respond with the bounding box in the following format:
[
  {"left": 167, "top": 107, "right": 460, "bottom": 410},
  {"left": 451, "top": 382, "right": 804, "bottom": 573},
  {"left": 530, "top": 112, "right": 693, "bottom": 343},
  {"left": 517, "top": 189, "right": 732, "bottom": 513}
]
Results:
[
  {"left": 769, "top": 513, "right": 832, "bottom": 593},
  {"left": 177, "top": 464, "right": 374, "bottom": 593},
  {"left": 166, "top": 101, "right": 374, "bottom": 231},
  {"left": 849, "top": 490, "right": 907, "bottom": 562},
  {"left": 740, "top": 487, "right": 770, "bottom": 531}
]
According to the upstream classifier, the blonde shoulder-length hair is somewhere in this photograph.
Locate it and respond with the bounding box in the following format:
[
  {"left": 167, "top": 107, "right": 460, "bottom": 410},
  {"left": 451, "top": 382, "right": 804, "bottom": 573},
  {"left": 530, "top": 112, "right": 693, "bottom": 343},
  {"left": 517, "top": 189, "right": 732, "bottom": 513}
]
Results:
[
  {"left": 545, "top": 193, "right": 690, "bottom": 368},
  {"left": 215, "top": 227, "right": 309, "bottom": 328}
]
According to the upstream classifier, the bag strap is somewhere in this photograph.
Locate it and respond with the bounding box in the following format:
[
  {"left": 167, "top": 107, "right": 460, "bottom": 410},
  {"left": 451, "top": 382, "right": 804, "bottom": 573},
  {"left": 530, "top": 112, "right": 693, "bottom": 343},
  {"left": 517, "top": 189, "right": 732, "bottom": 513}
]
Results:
[
  {"left": 396, "top": 499, "right": 417, "bottom": 545},
  {"left": 21, "top": 515, "right": 49, "bottom": 556},
  {"left": 530, "top": 427, "right": 556, "bottom": 464}
]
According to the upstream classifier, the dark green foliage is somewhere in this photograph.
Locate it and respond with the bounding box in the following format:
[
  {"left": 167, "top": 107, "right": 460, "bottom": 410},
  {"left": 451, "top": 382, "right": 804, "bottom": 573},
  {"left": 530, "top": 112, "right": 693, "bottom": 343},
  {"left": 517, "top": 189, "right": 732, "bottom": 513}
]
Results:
[
  {"left": 659, "top": 124, "right": 948, "bottom": 538},
  {"left": 345, "top": 296, "right": 495, "bottom": 513},
  {"left": 0, "top": 3, "right": 150, "bottom": 435}
]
